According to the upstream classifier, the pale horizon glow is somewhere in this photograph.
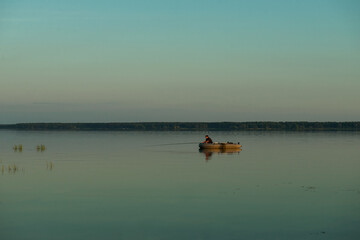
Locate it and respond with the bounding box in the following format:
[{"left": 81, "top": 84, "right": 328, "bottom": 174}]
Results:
[{"left": 1, "top": 0, "right": 359, "bottom": 123}]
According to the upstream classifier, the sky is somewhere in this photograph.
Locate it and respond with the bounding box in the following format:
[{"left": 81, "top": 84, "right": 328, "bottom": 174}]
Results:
[{"left": 0, "top": 0, "right": 359, "bottom": 123}]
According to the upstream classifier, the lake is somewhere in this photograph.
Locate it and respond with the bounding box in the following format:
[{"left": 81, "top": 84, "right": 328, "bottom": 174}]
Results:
[{"left": 1, "top": 130, "right": 359, "bottom": 240}]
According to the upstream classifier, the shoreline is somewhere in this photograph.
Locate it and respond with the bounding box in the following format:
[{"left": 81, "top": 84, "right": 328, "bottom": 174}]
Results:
[{"left": 0, "top": 122, "right": 359, "bottom": 131}]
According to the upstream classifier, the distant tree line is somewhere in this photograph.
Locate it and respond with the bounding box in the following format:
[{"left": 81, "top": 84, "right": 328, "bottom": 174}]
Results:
[{"left": 0, "top": 122, "right": 359, "bottom": 131}]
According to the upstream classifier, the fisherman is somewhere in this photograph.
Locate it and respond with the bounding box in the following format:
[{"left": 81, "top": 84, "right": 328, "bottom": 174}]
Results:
[{"left": 203, "top": 135, "right": 213, "bottom": 143}]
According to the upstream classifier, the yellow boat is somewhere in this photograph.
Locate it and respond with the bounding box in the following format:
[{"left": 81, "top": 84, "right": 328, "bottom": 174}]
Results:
[{"left": 199, "top": 142, "right": 242, "bottom": 149}]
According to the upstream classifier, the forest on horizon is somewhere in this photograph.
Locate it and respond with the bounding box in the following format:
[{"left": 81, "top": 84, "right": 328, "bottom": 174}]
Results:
[{"left": 0, "top": 122, "right": 359, "bottom": 131}]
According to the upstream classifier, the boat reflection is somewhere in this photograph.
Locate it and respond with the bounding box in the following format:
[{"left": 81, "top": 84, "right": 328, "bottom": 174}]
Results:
[{"left": 199, "top": 148, "right": 242, "bottom": 160}]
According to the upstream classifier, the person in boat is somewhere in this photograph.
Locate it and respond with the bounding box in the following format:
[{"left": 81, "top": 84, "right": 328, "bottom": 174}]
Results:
[{"left": 203, "top": 135, "right": 213, "bottom": 144}]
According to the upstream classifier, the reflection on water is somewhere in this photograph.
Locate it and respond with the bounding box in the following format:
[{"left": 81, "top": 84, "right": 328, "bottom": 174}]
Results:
[
  {"left": 1, "top": 143, "right": 50, "bottom": 175},
  {"left": 1, "top": 160, "right": 52, "bottom": 175},
  {"left": 46, "top": 161, "right": 53, "bottom": 170},
  {"left": 36, "top": 144, "right": 46, "bottom": 152},
  {"left": 13, "top": 144, "right": 23, "bottom": 152},
  {"left": 1, "top": 164, "right": 23, "bottom": 175},
  {"left": 12, "top": 144, "right": 46, "bottom": 152},
  {"left": 199, "top": 148, "right": 242, "bottom": 160}
]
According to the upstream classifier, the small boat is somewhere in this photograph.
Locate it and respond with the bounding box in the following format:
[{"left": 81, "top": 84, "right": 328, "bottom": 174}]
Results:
[
  {"left": 199, "top": 142, "right": 242, "bottom": 149},
  {"left": 199, "top": 148, "right": 242, "bottom": 154}
]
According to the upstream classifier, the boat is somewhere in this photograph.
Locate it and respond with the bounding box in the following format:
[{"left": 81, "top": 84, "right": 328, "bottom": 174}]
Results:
[
  {"left": 199, "top": 148, "right": 242, "bottom": 154},
  {"left": 199, "top": 142, "right": 242, "bottom": 149}
]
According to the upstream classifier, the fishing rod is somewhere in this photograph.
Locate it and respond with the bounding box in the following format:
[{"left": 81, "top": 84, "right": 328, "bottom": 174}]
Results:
[{"left": 148, "top": 142, "right": 199, "bottom": 147}]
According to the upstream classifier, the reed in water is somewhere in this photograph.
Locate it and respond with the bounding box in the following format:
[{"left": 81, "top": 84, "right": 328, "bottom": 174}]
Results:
[{"left": 37, "top": 144, "right": 46, "bottom": 152}]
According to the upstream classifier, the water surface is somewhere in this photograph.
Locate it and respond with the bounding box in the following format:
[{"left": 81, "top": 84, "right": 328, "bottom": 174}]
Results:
[{"left": 1, "top": 131, "right": 359, "bottom": 240}]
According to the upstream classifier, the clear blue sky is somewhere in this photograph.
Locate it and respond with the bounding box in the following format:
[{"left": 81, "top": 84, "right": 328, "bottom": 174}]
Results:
[{"left": 1, "top": 0, "right": 359, "bottom": 123}]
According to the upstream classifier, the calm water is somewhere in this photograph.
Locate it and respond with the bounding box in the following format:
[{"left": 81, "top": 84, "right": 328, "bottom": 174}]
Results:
[{"left": 1, "top": 130, "right": 359, "bottom": 240}]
